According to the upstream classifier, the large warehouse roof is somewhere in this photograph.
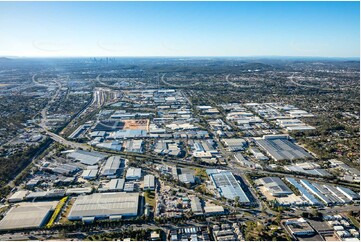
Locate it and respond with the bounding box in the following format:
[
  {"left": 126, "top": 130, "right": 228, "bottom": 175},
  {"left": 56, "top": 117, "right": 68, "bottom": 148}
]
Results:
[
  {"left": 68, "top": 192, "right": 139, "bottom": 220},
  {"left": 101, "top": 156, "right": 124, "bottom": 176},
  {"left": 67, "top": 150, "right": 106, "bottom": 165},
  {"left": 0, "top": 201, "right": 58, "bottom": 230},
  {"left": 255, "top": 137, "right": 312, "bottom": 161},
  {"left": 208, "top": 170, "right": 250, "bottom": 203},
  {"left": 258, "top": 177, "right": 293, "bottom": 197}
]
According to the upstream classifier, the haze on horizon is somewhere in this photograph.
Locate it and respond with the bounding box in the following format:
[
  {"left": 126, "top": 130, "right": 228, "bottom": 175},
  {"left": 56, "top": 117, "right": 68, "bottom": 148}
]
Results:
[{"left": 0, "top": 1, "right": 359, "bottom": 58}]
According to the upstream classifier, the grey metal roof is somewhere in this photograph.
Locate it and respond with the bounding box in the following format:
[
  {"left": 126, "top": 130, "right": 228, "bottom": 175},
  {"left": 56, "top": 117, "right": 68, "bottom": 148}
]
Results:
[
  {"left": 68, "top": 192, "right": 139, "bottom": 220},
  {"left": 144, "top": 175, "right": 155, "bottom": 189},
  {"left": 209, "top": 171, "right": 250, "bottom": 203},
  {"left": 101, "top": 156, "right": 123, "bottom": 176},
  {"left": 67, "top": 150, "right": 106, "bottom": 165},
  {"left": 255, "top": 138, "right": 312, "bottom": 161},
  {"left": 0, "top": 201, "right": 57, "bottom": 230},
  {"left": 258, "top": 177, "right": 293, "bottom": 196}
]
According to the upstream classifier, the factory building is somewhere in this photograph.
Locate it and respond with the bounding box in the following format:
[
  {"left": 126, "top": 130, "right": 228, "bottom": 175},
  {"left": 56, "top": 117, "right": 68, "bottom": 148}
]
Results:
[
  {"left": 257, "top": 177, "right": 293, "bottom": 197},
  {"left": 101, "top": 156, "right": 124, "bottom": 178},
  {"left": 126, "top": 168, "right": 142, "bottom": 180},
  {"left": 8, "top": 190, "right": 29, "bottom": 203},
  {"left": 221, "top": 138, "right": 247, "bottom": 152},
  {"left": 68, "top": 192, "right": 139, "bottom": 221},
  {"left": 286, "top": 178, "right": 321, "bottom": 206},
  {"left": 255, "top": 135, "right": 312, "bottom": 161},
  {"left": 207, "top": 170, "right": 250, "bottom": 203},
  {"left": 190, "top": 196, "right": 203, "bottom": 215},
  {"left": 67, "top": 150, "right": 107, "bottom": 165},
  {"left": 337, "top": 187, "right": 360, "bottom": 201},
  {"left": 143, "top": 175, "right": 155, "bottom": 191},
  {"left": 82, "top": 169, "right": 98, "bottom": 180},
  {"left": 178, "top": 173, "right": 195, "bottom": 185},
  {"left": 124, "top": 140, "right": 144, "bottom": 153},
  {"left": 300, "top": 180, "right": 332, "bottom": 205},
  {"left": 0, "top": 201, "right": 58, "bottom": 230}
]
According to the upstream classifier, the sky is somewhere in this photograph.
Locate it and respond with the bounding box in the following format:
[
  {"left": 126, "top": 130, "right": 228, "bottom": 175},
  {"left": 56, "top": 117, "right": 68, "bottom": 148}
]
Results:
[{"left": 0, "top": 1, "right": 359, "bottom": 58}]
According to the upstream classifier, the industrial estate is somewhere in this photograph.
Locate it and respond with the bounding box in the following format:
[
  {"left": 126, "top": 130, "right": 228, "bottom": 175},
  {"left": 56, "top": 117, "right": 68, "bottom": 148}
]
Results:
[{"left": 0, "top": 57, "right": 359, "bottom": 241}]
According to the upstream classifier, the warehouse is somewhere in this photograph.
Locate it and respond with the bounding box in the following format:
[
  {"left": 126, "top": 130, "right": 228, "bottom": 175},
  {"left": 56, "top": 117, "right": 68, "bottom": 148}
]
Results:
[
  {"left": 67, "top": 192, "right": 139, "bottom": 221},
  {"left": 255, "top": 135, "right": 312, "bottom": 161},
  {"left": 256, "top": 177, "right": 293, "bottom": 197},
  {"left": 82, "top": 169, "right": 98, "bottom": 180},
  {"left": 8, "top": 190, "right": 29, "bottom": 203},
  {"left": 108, "top": 130, "right": 147, "bottom": 139},
  {"left": 208, "top": 170, "right": 250, "bottom": 203},
  {"left": 143, "top": 175, "right": 155, "bottom": 191},
  {"left": 221, "top": 138, "right": 247, "bottom": 152},
  {"left": 51, "top": 164, "right": 79, "bottom": 175},
  {"left": 99, "top": 179, "right": 125, "bottom": 192},
  {"left": 178, "top": 173, "right": 195, "bottom": 185},
  {"left": 126, "top": 167, "right": 142, "bottom": 180},
  {"left": 66, "top": 187, "right": 93, "bottom": 195},
  {"left": 154, "top": 140, "right": 182, "bottom": 157},
  {"left": 123, "top": 140, "right": 144, "bottom": 153},
  {"left": 190, "top": 196, "right": 203, "bottom": 215},
  {"left": 300, "top": 180, "right": 332, "bottom": 205},
  {"left": 101, "top": 156, "right": 125, "bottom": 178},
  {"left": 67, "top": 150, "right": 107, "bottom": 165},
  {"left": 286, "top": 178, "right": 321, "bottom": 206},
  {"left": 337, "top": 187, "right": 360, "bottom": 201},
  {"left": 234, "top": 153, "right": 258, "bottom": 169},
  {"left": 0, "top": 201, "right": 58, "bottom": 230}
]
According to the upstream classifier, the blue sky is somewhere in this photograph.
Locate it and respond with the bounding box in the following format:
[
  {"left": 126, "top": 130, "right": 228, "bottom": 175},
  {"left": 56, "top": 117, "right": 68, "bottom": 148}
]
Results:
[{"left": 0, "top": 1, "right": 359, "bottom": 57}]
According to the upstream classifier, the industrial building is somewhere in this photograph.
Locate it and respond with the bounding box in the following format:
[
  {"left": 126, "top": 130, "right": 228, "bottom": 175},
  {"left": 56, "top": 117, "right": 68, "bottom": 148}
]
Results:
[
  {"left": 193, "top": 140, "right": 218, "bottom": 158},
  {"left": 143, "top": 175, "right": 155, "bottom": 191},
  {"left": 249, "top": 147, "right": 269, "bottom": 160},
  {"left": 99, "top": 179, "right": 125, "bottom": 192},
  {"left": 0, "top": 201, "right": 58, "bottom": 230},
  {"left": 255, "top": 135, "right": 312, "bottom": 161},
  {"left": 178, "top": 173, "right": 195, "bottom": 185},
  {"left": 300, "top": 180, "right": 332, "bottom": 205},
  {"left": 285, "top": 218, "right": 315, "bottom": 236},
  {"left": 101, "top": 156, "right": 124, "bottom": 178},
  {"left": 51, "top": 164, "right": 79, "bottom": 175},
  {"left": 67, "top": 192, "right": 139, "bottom": 221},
  {"left": 126, "top": 167, "right": 142, "bottom": 180},
  {"left": 286, "top": 178, "right": 321, "bottom": 206},
  {"left": 256, "top": 177, "right": 293, "bottom": 197},
  {"left": 66, "top": 187, "right": 93, "bottom": 195},
  {"left": 82, "top": 169, "right": 98, "bottom": 180},
  {"left": 8, "top": 190, "right": 29, "bottom": 203},
  {"left": 123, "top": 140, "right": 144, "bottom": 153},
  {"left": 108, "top": 130, "right": 147, "bottom": 139},
  {"left": 26, "top": 189, "right": 65, "bottom": 200},
  {"left": 337, "top": 187, "right": 360, "bottom": 201},
  {"left": 207, "top": 170, "right": 250, "bottom": 203},
  {"left": 234, "top": 153, "right": 258, "bottom": 169},
  {"left": 221, "top": 138, "right": 247, "bottom": 152},
  {"left": 154, "top": 140, "right": 182, "bottom": 157},
  {"left": 190, "top": 196, "right": 203, "bottom": 215},
  {"left": 67, "top": 150, "right": 107, "bottom": 165}
]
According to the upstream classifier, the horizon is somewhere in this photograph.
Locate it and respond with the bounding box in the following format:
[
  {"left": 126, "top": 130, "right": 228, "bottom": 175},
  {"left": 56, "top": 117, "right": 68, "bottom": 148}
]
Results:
[
  {"left": 0, "top": 1, "right": 359, "bottom": 58},
  {"left": 1, "top": 55, "right": 360, "bottom": 60}
]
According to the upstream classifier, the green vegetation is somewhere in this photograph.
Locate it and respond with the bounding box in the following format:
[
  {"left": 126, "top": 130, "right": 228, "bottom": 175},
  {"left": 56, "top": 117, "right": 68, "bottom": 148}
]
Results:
[
  {"left": 85, "top": 228, "right": 150, "bottom": 241},
  {"left": 243, "top": 221, "right": 290, "bottom": 241},
  {"left": 0, "top": 138, "right": 51, "bottom": 199},
  {"left": 144, "top": 190, "right": 156, "bottom": 208},
  {"left": 193, "top": 168, "right": 208, "bottom": 180}
]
